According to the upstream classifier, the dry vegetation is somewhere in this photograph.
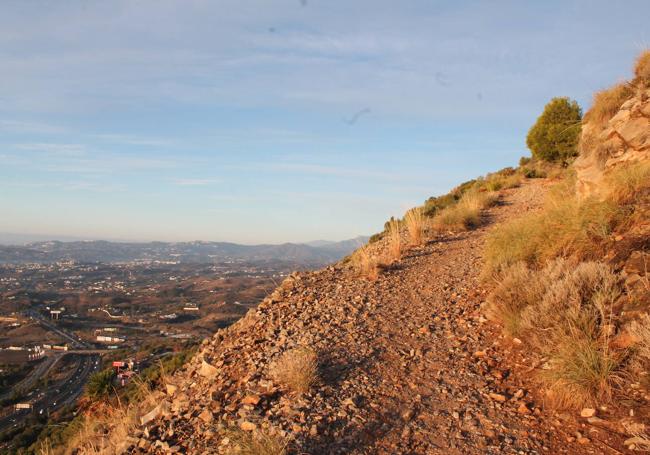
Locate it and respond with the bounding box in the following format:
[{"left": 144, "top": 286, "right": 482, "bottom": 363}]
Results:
[
  {"left": 387, "top": 218, "right": 402, "bottom": 261},
  {"left": 634, "top": 49, "right": 650, "bottom": 87},
  {"left": 224, "top": 427, "right": 288, "bottom": 455},
  {"left": 351, "top": 245, "right": 381, "bottom": 280},
  {"left": 484, "top": 162, "right": 650, "bottom": 276},
  {"left": 433, "top": 190, "right": 498, "bottom": 232},
  {"left": 270, "top": 347, "right": 319, "bottom": 394},
  {"left": 404, "top": 207, "right": 425, "bottom": 246},
  {"left": 489, "top": 260, "right": 623, "bottom": 407},
  {"left": 484, "top": 161, "right": 650, "bottom": 408},
  {"left": 583, "top": 83, "right": 634, "bottom": 126}
]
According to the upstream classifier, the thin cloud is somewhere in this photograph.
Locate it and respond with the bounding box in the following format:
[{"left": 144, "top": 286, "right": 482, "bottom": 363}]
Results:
[
  {"left": 172, "top": 178, "right": 219, "bottom": 186},
  {"left": 94, "top": 134, "right": 174, "bottom": 147},
  {"left": 14, "top": 142, "right": 86, "bottom": 156},
  {"left": 0, "top": 120, "right": 67, "bottom": 134}
]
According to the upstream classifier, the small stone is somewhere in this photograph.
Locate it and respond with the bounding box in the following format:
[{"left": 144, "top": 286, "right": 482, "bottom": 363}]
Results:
[
  {"left": 241, "top": 394, "right": 261, "bottom": 405},
  {"left": 165, "top": 384, "right": 178, "bottom": 396},
  {"left": 199, "top": 409, "right": 213, "bottom": 423},
  {"left": 240, "top": 421, "right": 257, "bottom": 431},
  {"left": 580, "top": 408, "right": 596, "bottom": 418},
  {"left": 489, "top": 393, "right": 507, "bottom": 402},
  {"left": 199, "top": 359, "right": 219, "bottom": 379},
  {"left": 517, "top": 403, "right": 530, "bottom": 414}
]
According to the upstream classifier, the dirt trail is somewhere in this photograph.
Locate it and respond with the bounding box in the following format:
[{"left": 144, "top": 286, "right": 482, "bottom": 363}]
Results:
[{"left": 134, "top": 180, "right": 623, "bottom": 454}]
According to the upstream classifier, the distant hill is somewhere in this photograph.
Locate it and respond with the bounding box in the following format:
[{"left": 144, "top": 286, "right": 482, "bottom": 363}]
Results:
[{"left": 0, "top": 237, "right": 369, "bottom": 265}]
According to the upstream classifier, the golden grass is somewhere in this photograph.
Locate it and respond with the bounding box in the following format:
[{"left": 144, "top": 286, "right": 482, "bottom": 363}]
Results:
[
  {"left": 224, "top": 427, "right": 288, "bottom": 455},
  {"left": 483, "top": 177, "right": 620, "bottom": 276},
  {"left": 352, "top": 245, "right": 380, "bottom": 281},
  {"left": 634, "top": 49, "right": 650, "bottom": 86},
  {"left": 433, "top": 190, "right": 498, "bottom": 231},
  {"left": 603, "top": 161, "right": 650, "bottom": 205},
  {"left": 387, "top": 218, "right": 401, "bottom": 261},
  {"left": 584, "top": 82, "right": 634, "bottom": 126},
  {"left": 38, "top": 369, "right": 165, "bottom": 455},
  {"left": 48, "top": 400, "right": 146, "bottom": 455},
  {"left": 485, "top": 173, "right": 522, "bottom": 191},
  {"left": 542, "top": 335, "right": 620, "bottom": 408},
  {"left": 270, "top": 347, "right": 318, "bottom": 394},
  {"left": 404, "top": 207, "right": 424, "bottom": 246}
]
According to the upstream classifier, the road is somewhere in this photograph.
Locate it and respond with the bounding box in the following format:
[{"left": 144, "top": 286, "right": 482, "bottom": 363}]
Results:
[
  {"left": 26, "top": 310, "right": 90, "bottom": 349},
  {"left": 0, "top": 353, "right": 61, "bottom": 402},
  {"left": 0, "top": 354, "right": 100, "bottom": 435},
  {"left": 0, "top": 312, "right": 101, "bottom": 436}
]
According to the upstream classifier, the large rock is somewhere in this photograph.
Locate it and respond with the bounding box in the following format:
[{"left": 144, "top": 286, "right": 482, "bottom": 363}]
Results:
[{"left": 575, "top": 88, "right": 650, "bottom": 198}]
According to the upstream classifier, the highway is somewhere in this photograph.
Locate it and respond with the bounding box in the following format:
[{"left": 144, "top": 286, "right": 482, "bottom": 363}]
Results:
[
  {"left": 26, "top": 310, "right": 90, "bottom": 349},
  {"left": 0, "top": 354, "right": 100, "bottom": 435},
  {"left": 0, "top": 354, "right": 60, "bottom": 402},
  {"left": 0, "top": 311, "right": 101, "bottom": 436}
]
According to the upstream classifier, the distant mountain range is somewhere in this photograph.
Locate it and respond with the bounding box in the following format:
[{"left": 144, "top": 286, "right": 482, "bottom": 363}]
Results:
[{"left": 0, "top": 237, "right": 369, "bottom": 265}]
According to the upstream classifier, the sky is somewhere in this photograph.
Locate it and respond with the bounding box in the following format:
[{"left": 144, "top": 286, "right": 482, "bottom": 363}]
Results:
[{"left": 1, "top": 0, "right": 649, "bottom": 244}]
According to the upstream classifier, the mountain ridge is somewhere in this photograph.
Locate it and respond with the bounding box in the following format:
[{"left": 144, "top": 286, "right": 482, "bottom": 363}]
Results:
[{"left": 0, "top": 237, "right": 369, "bottom": 265}]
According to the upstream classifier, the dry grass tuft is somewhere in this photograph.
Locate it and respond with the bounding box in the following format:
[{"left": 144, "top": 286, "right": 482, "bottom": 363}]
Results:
[
  {"left": 634, "top": 49, "right": 650, "bottom": 86},
  {"left": 489, "top": 260, "right": 624, "bottom": 408},
  {"left": 270, "top": 347, "right": 318, "bottom": 394},
  {"left": 224, "top": 427, "right": 288, "bottom": 455},
  {"left": 542, "top": 336, "right": 620, "bottom": 408},
  {"left": 486, "top": 259, "right": 570, "bottom": 337},
  {"left": 404, "top": 207, "right": 425, "bottom": 246},
  {"left": 603, "top": 161, "right": 650, "bottom": 205},
  {"left": 584, "top": 82, "right": 634, "bottom": 126},
  {"left": 387, "top": 218, "right": 401, "bottom": 261},
  {"left": 433, "top": 191, "right": 498, "bottom": 232},
  {"left": 352, "top": 246, "right": 381, "bottom": 280}
]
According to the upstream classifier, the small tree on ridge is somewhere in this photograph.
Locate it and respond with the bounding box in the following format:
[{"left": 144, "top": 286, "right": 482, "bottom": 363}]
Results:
[{"left": 526, "top": 97, "right": 582, "bottom": 162}]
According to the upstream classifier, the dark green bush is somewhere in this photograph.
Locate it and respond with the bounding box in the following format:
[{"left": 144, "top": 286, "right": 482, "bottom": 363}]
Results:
[
  {"left": 526, "top": 97, "right": 582, "bottom": 162},
  {"left": 519, "top": 156, "right": 531, "bottom": 166},
  {"left": 423, "top": 179, "right": 478, "bottom": 217},
  {"left": 85, "top": 368, "right": 115, "bottom": 399}
]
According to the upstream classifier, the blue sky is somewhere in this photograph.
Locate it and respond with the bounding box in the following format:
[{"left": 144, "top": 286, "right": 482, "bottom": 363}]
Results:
[{"left": 1, "top": 0, "right": 648, "bottom": 244}]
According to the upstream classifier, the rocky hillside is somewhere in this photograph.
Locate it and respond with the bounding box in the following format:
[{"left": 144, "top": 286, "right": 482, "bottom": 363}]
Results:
[
  {"left": 83, "top": 180, "right": 632, "bottom": 455},
  {"left": 575, "top": 84, "right": 650, "bottom": 198}
]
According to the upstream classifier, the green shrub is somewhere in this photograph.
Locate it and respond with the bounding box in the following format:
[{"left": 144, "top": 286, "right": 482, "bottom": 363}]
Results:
[
  {"left": 422, "top": 179, "right": 478, "bottom": 217},
  {"left": 85, "top": 368, "right": 116, "bottom": 399},
  {"left": 526, "top": 97, "right": 582, "bottom": 162},
  {"left": 519, "top": 156, "right": 532, "bottom": 166}
]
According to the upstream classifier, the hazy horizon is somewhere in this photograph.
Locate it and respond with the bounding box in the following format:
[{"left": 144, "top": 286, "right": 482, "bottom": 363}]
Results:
[
  {"left": 0, "top": 231, "right": 369, "bottom": 247},
  {"left": 2, "top": 0, "right": 649, "bottom": 243}
]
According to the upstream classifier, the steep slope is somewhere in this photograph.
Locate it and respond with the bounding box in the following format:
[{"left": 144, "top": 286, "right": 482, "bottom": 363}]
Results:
[{"left": 119, "top": 180, "right": 625, "bottom": 454}]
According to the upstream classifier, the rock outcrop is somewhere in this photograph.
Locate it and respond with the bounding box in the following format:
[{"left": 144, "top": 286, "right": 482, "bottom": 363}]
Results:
[{"left": 575, "top": 87, "right": 650, "bottom": 198}]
